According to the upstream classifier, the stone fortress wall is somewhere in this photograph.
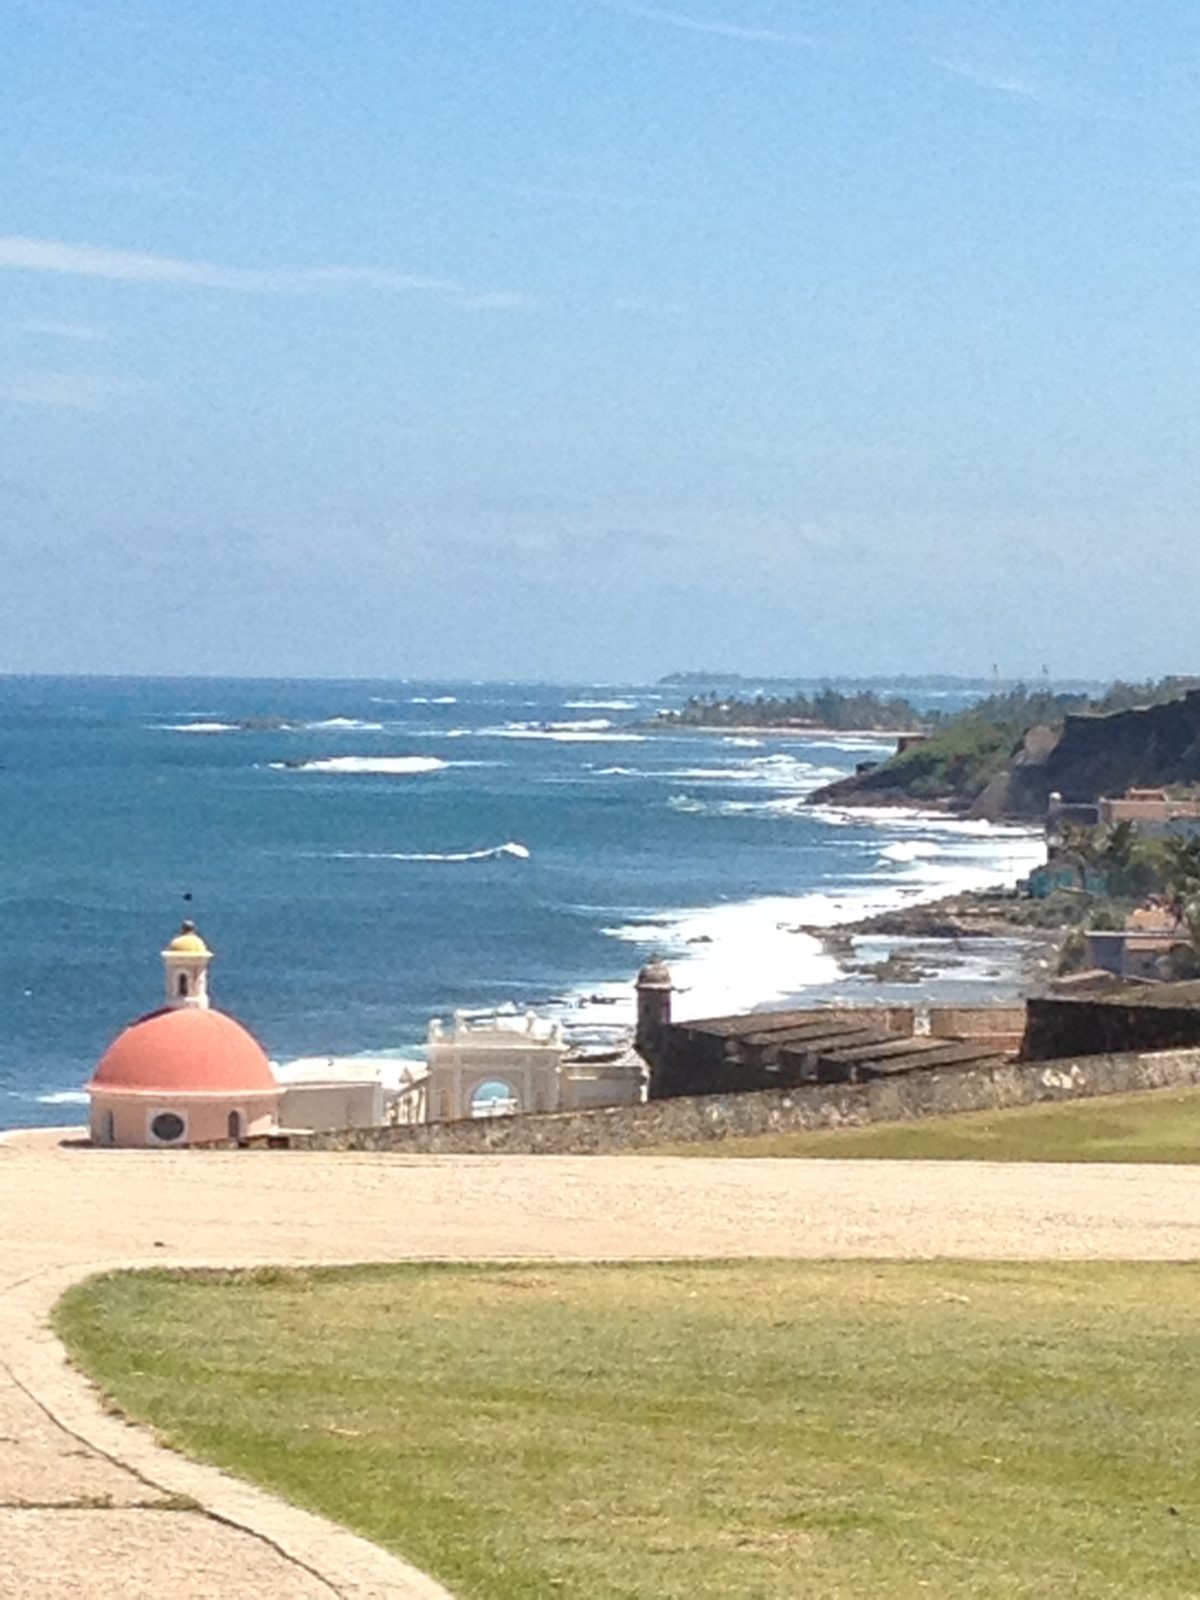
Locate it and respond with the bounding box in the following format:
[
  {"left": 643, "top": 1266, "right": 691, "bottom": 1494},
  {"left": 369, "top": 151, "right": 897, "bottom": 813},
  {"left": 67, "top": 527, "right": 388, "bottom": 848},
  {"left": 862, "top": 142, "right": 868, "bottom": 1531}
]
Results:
[{"left": 281, "top": 1045, "right": 1200, "bottom": 1157}]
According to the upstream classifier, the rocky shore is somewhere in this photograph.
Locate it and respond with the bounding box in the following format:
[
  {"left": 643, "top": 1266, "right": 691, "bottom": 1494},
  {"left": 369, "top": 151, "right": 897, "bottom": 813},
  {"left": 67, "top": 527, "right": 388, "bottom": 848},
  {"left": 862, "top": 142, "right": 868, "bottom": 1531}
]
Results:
[{"left": 801, "top": 886, "right": 1067, "bottom": 996}]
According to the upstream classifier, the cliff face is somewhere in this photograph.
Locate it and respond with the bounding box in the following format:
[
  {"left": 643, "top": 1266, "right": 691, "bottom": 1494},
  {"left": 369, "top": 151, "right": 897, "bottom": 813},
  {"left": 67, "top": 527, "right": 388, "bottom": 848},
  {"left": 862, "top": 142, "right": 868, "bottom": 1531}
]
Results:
[
  {"left": 809, "top": 691, "right": 1200, "bottom": 819},
  {"left": 1005, "top": 691, "right": 1200, "bottom": 817}
]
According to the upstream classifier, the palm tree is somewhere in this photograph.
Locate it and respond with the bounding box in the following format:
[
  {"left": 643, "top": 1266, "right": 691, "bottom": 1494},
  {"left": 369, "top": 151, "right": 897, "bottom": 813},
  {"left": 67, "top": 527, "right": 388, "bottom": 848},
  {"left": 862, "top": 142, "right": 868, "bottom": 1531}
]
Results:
[
  {"left": 1058, "top": 823, "right": 1105, "bottom": 892},
  {"left": 1161, "top": 835, "right": 1200, "bottom": 901}
]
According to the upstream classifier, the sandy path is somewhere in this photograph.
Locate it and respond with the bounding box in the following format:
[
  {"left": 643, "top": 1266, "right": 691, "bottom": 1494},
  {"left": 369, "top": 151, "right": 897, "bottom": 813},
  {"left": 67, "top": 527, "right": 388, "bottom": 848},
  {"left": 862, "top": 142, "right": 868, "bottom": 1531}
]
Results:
[{"left": 3, "top": 1129, "right": 1200, "bottom": 1596}]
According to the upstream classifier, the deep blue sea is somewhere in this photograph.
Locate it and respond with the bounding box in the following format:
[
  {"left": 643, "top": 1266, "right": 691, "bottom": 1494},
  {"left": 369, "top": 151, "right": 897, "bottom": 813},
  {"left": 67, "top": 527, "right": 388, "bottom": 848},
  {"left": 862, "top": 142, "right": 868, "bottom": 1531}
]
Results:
[{"left": 0, "top": 677, "right": 1045, "bottom": 1128}]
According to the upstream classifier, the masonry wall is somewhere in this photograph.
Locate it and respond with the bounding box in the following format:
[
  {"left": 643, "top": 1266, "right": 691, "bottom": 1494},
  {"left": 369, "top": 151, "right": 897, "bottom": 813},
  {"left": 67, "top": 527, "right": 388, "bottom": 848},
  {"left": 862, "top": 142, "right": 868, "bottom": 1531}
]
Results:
[
  {"left": 1024, "top": 997, "right": 1200, "bottom": 1060},
  {"left": 282, "top": 1046, "right": 1200, "bottom": 1156}
]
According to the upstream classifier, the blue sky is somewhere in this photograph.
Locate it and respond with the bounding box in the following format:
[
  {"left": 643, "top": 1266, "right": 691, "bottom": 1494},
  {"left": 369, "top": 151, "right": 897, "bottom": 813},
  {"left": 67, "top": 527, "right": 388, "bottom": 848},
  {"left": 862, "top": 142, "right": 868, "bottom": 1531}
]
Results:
[{"left": 3, "top": 0, "right": 1199, "bottom": 680}]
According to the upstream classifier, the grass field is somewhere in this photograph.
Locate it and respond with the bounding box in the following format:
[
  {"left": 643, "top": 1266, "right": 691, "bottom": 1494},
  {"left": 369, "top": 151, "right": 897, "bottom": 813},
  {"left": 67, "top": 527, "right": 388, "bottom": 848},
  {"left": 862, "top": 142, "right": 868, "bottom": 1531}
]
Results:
[
  {"left": 57, "top": 1260, "right": 1200, "bottom": 1599},
  {"left": 651, "top": 1085, "right": 1200, "bottom": 1162}
]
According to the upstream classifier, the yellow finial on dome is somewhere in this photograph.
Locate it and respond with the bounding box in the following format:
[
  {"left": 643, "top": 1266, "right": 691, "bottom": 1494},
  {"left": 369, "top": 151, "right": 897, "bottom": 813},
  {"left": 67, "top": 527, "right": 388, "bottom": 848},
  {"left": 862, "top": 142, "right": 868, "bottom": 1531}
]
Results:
[{"left": 163, "top": 920, "right": 211, "bottom": 957}]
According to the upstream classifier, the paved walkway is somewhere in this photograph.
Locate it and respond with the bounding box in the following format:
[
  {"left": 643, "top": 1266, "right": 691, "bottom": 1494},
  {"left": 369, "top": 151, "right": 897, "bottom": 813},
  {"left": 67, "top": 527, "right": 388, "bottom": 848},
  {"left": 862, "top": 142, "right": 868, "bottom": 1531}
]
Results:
[{"left": 4, "top": 1128, "right": 1200, "bottom": 1597}]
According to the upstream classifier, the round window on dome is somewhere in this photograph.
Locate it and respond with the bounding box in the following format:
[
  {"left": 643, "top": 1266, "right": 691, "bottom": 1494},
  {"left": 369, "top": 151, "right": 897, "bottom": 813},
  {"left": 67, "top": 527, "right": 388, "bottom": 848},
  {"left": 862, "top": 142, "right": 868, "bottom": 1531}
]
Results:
[{"left": 150, "top": 1111, "right": 186, "bottom": 1144}]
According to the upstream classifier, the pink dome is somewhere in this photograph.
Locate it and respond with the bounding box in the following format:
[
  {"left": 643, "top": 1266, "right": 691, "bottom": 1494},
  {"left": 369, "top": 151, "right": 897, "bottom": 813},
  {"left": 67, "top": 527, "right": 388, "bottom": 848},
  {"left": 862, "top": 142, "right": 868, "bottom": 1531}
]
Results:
[{"left": 89, "top": 1007, "right": 276, "bottom": 1095}]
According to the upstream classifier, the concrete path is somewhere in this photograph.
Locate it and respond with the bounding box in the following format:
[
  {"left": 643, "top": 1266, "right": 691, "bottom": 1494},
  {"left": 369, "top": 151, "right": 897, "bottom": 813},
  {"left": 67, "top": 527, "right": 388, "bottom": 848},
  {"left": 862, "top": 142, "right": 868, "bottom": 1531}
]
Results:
[{"left": 3, "top": 1128, "right": 1200, "bottom": 1597}]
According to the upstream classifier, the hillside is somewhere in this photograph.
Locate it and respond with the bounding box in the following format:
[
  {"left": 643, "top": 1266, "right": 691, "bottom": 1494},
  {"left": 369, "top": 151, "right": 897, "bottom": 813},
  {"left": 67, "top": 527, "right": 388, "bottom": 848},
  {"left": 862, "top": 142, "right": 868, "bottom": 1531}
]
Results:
[{"left": 809, "top": 684, "right": 1200, "bottom": 818}]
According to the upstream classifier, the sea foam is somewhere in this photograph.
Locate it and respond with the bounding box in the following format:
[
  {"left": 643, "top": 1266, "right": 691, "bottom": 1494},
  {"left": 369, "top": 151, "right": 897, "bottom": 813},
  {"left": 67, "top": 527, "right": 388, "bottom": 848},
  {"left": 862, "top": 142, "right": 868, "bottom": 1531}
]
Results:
[
  {"left": 304, "top": 717, "right": 385, "bottom": 732},
  {"left": 272, "top": 756, "right": 449, "bottom": 776},
  {"left": 330, "top": 841, "right": 530, "bottom": 864}
]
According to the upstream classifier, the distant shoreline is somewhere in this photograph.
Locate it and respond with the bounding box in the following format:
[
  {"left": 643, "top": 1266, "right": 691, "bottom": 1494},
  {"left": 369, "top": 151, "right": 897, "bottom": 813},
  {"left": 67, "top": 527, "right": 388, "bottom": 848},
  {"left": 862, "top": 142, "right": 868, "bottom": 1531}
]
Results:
[{"left": 646, "top": 722, "right": 917, "bottom": 740}]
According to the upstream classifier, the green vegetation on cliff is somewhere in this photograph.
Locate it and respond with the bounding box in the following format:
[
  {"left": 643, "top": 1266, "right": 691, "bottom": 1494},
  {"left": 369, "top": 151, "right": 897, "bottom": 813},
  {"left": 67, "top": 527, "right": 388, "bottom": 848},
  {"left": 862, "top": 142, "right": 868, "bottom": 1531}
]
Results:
[{"left": 810, "top": 677, "right": 1200, "bottom": 812}]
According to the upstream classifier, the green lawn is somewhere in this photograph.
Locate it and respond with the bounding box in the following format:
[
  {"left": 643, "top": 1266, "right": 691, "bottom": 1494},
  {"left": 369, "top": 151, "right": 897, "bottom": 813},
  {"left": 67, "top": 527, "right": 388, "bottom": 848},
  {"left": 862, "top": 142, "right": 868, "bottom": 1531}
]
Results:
[
  {"left": 57, "top": 1261, "right": 1200, "bottom": 1599},
  {"left": 651, "top": 1086, "right": 1200, "bottom": 1162}
]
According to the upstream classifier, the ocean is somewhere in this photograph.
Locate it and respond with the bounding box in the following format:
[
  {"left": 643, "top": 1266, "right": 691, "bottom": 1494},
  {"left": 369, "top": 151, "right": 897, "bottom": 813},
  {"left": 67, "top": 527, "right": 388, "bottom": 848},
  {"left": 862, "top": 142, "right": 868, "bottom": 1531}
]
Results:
[{"left": 0, "top": 676, "right": 1045, "bottom": 1129}]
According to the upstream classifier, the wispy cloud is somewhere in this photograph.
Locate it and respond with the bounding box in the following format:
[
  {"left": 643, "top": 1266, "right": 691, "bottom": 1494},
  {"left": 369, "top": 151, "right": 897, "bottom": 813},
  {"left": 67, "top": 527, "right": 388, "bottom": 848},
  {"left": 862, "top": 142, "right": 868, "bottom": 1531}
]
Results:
[
  {"left": 15, "top": 318, "right": 115, "bottom": 343},
  {"left": 934, "top": 57, "right": 1126, "bottom": 121},
  {"left": 0, "top": 237, "right": 534, "bottom": 310},
  {"left": 616, "top": 3, "right": 821, "bottom": 46},
  {"left": 0, "top": 371, "right": 147, "bottom": 409},
  {"left": 934, "top": 57, "right": 1054, "bottom": 105}
]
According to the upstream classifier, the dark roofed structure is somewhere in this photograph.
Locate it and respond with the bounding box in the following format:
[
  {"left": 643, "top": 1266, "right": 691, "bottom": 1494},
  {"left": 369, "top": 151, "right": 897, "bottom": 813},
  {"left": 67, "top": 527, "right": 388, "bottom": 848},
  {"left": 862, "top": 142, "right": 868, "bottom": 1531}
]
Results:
[{"left": 645, "top": 1004, "right": 1018, "bottom": 1099}]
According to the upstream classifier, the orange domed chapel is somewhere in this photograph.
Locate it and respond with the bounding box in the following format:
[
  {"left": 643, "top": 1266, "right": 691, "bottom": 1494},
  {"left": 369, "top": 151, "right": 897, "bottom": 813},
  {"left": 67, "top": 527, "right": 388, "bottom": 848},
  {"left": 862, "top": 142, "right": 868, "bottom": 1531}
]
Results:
[{"left": 88, "top": 923, "right": 281, "bottom": 1148}]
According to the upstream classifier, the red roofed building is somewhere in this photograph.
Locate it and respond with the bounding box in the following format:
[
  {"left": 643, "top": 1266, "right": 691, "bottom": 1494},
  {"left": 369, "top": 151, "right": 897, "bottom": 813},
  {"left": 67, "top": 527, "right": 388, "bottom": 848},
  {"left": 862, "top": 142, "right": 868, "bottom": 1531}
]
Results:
[{"left": 87, "top": 923, "right": 281, "bottom": 1148}]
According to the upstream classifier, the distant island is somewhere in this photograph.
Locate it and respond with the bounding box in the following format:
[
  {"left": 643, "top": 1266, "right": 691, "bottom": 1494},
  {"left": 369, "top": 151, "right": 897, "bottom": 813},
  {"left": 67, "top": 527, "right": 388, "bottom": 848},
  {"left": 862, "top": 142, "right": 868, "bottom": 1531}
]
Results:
[
  {"left": 656, "top": 687, "right": 926, "bottom": 733},
  {"left": 657, "top": 671, "right": 1107, "bottom": 693}
]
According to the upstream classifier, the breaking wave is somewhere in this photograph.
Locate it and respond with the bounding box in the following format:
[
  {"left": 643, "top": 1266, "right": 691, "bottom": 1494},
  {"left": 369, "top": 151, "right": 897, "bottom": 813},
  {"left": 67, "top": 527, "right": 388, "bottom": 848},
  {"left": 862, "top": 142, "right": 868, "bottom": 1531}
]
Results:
[
  {"left": 271, "top": 756, "right": 449, "bottom": 776},
  {"left": 479, "top": 722, "right": 648, "bottom": 744},
  {"left": 330, "top": 841, "right": 530, "bottom": 863},
  {"left": 159, "top": 721, "right": 240, "bottom": 734},
  {"left": 304, "top": 717, "right": 385, "bottom": 732},
  {"left": 563, "top": 699, "right": 639, "bottom": 711},
  {"left": 878, "top": 840, "right": 943, "bottom": 864}
]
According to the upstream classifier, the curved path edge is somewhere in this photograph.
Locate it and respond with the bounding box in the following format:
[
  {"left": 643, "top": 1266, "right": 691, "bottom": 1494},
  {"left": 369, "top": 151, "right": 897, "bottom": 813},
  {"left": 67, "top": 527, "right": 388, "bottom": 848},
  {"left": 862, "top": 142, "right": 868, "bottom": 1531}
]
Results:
[{"left": 0, "top": 1259, "right": 454, "bottom": 1600}]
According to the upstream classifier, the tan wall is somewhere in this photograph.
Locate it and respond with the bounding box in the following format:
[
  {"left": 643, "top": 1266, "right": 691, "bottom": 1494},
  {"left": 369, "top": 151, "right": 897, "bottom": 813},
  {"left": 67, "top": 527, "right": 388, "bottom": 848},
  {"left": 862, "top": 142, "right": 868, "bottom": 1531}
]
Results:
[
  {"left": 562, "top": 1070, "right": 646, "bottom": 1110},
  {"left": 277, "top": 1081, "right": 383, "bottom": 1133},
  {"left": 89, "top": 1092, "right": 279, "bottom": 1148},
  {"left": 927, "top": 1007, "right": 1026, "bottom": 1053}
]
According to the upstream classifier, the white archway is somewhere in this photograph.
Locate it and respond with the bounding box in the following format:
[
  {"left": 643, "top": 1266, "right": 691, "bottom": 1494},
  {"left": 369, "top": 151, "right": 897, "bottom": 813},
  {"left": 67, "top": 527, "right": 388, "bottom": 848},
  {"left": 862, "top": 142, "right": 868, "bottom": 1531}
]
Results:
[{"left": 469, "top": 1079, "right": 521, "bottom": 1119}]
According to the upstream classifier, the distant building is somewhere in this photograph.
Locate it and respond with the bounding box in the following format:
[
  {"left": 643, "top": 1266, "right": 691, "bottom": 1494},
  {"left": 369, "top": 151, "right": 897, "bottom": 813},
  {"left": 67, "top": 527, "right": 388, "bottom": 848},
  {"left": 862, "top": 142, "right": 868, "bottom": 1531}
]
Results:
[
  {"left": 1084, "top": 901, "right": 1193, "bottom": 981},
  {"left": 1045, "top": 792, "right": 1100, "bottom": 840},
  {"left": 88, "top": 923, "right": 401, "bottom": 1146},
  {"left": 414, "top": 1011, "right": 646, "bottom": 1123},
  {"left": 1098, "top": 788, "right": 1200, "bottom": 837},
  {"left": 87, "top": 923, "right": 281, "bottom": 1148}
]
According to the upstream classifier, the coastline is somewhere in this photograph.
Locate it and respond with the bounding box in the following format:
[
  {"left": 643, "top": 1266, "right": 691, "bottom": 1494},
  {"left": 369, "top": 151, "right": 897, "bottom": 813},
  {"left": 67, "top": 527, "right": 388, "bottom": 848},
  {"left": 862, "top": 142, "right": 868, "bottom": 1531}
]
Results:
[
  {"left": 563, "top": 807, "right": 1049, "bottom": 1030},
  {"left": 803, "top": 884, "right": 1064, "bottom": 1001},
  {"left": 647, "top": 722, "right": 914, "bottom": 740}
]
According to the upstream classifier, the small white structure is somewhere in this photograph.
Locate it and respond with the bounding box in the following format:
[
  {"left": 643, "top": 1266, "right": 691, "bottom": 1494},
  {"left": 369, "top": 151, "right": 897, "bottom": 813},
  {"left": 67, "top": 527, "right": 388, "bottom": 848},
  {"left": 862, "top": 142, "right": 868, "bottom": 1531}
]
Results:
[
  {"left": 275, "top": 1058, "right": 388, "bottom": 1133},
  {"left": 425, "top": 1011, "right": 568, "bottom": 1122},
  {"left": 420, "top": 1010, "right": 647, "bottom": 1122}
]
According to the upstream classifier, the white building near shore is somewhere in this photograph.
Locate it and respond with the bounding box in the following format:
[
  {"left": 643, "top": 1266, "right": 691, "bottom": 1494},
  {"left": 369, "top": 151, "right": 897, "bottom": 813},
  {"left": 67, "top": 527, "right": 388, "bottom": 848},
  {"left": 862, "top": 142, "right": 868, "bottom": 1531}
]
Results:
[{"left": 414, "top": 1011, "right": 646, "bottom": 1124}]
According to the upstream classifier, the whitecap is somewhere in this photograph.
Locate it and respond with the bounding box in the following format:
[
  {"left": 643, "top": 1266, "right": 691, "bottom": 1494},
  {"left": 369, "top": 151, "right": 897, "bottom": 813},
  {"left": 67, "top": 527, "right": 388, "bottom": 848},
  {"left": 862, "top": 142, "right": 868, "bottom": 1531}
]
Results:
[
  {"left": 305, "top": 717, "right": 385, "bottom": 732},
  {"left": 478, "top": 725, "right": 647, "bottom": 744},
  {"left": 271, "top": 756, "right": 448, "bottom": 776},
  {"left": 37, "top": 1090, "right": 89, "bottom": 1106},
  {"left": 159, "top": 721, "right": 240, "bottom": 734},
  {"left": 564, "top": 699, "right": 639, "bottom": 711},
  {"left": 878, "top": 841, "right": 943, "bottom": 864},
  {"left": 329, "top": 841, "right": 530, "bottom": 864}
]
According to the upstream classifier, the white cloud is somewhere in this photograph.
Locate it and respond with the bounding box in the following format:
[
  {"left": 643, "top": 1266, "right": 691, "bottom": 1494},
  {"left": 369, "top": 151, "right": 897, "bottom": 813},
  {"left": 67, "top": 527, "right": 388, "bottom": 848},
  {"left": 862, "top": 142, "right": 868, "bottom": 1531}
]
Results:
[
  {"left": 0, "top": 371, "right": 145, "bottom": 409},
  {"left": 0, "top": 237, "right": 534, "bottom": 309},
  {"left": 617, "top": 3, "right": 820, "bottom": 45},
  {"left": 15, "top": 318, "right": 115, "bottom": 343}
]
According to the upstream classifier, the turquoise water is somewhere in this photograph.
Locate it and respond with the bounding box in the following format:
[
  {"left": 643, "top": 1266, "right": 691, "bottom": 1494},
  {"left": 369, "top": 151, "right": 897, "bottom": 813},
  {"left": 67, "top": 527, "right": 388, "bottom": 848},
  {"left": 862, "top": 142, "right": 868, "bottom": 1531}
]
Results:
[{"left": 0, "top": 677, "right": 1043, "bottom": 1127}]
